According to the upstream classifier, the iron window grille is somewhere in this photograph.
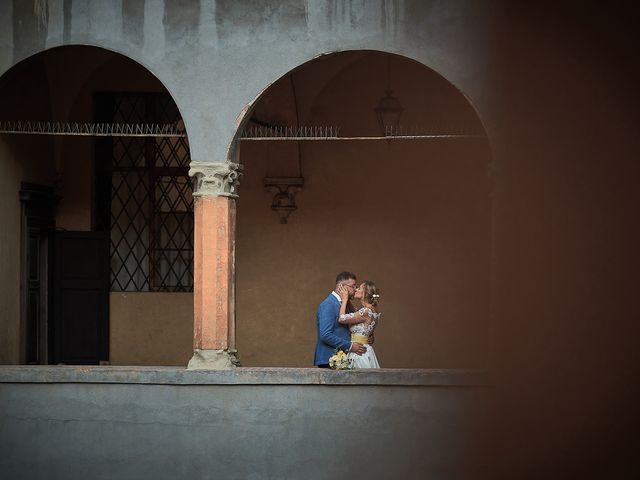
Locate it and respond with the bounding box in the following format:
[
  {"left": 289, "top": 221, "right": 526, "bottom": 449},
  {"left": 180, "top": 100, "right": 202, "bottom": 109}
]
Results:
[{"left": 95, "top": 93, "right": 193, "bottom": 292}]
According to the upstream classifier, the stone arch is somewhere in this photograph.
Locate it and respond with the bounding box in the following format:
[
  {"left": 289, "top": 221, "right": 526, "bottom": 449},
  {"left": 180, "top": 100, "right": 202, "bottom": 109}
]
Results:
[
  {"left": 0, "top": 44, "right": 195, "bottom": 366},
  {"left": 227, "top": 49, "right": 494, "bottom": 161},
  {"left": 2, "top": 42, "right": 190, "bottom": 138},
  {"left": 230, "top": 49, "right": 494, "bottom": 368},
  {"left": 1, "top": 0, "right": 497, "bottom": 162}
]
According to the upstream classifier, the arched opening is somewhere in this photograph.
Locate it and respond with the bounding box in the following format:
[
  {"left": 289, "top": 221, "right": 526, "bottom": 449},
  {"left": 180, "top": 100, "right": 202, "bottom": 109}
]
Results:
[
  {"left": 233, "top": 50, "right": 493, "bottom": 368},
  {"left": 0, "top": 46, "right": 193, "bottom": 366}
]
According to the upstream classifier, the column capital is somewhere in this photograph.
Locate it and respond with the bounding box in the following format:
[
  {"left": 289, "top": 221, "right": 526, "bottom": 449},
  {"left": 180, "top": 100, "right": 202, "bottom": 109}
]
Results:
[{"left": 189, "top": 161, "right": 243, "bottom": 198}]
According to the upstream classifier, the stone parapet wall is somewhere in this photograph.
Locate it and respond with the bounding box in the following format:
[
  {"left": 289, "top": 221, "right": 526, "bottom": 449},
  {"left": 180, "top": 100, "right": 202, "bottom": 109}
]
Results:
[
  {"left": 0, "top": 365, "right": 488, "bottom": 386},
  {"left": 0, "top": 367, "right": 488, "bottom": 479}
]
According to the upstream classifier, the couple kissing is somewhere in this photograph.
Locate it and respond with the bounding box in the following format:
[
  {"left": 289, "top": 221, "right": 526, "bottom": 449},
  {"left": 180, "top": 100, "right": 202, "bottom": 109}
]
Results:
[{"left": 313, "top": 271, "right": 382, "bottom": 369}]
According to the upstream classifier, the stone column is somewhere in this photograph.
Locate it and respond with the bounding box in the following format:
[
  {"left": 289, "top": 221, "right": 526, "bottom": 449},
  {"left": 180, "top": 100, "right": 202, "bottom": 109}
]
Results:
[{"left": 187, "top": 161, "right": 243, "bottom": 369}]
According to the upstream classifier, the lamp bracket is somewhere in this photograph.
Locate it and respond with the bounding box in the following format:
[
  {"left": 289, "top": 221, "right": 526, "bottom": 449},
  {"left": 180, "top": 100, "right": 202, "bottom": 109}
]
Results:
[{"left": 264, "top": 177, "right": 304, "bottom": 224}]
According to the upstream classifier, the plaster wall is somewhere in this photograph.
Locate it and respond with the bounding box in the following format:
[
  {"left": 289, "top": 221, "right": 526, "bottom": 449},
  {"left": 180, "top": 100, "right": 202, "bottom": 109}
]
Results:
[
  {"left": 0, "top": 368, "right": 487, "bottom": 480},
  {"left": 0, "top": 138, "right": 53, "bottom": 364},
  {"left": 237, "top": 140, "right": 491, "bottom": 368},
  {"left": 0, "top": 139, "right": 22, "bottom": 364},
  {"left": 0, "top": 56, "right": 56, "bottom": 364},
  {"left": 109, "top": 293, "right": 193, "bottom": 366},
  {"left": 0, "top": 138, "right": 57, "bottom": 364},
  {"left": 0, "top": 0, "right": 499, "bottom": 161},
  {"left": 236, "top": 53, "right": 491, "bottom": 368}
]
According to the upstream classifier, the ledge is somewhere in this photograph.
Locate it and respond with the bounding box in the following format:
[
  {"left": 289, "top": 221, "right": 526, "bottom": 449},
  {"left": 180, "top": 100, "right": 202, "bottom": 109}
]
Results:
[{"left": 0, "top": 366, "right": 488, "bottom": 387}]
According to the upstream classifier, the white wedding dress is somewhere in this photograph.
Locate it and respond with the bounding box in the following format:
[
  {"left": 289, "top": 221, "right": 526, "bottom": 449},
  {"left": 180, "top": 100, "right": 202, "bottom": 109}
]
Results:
[{"left": 340, "top": 307, "right": 381, "bottom": 369}]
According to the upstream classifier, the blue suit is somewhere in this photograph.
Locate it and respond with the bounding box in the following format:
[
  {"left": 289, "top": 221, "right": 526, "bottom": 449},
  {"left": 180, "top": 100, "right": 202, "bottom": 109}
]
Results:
[{"left": 314, "top": 293, "right": 352, "bottom": 366}]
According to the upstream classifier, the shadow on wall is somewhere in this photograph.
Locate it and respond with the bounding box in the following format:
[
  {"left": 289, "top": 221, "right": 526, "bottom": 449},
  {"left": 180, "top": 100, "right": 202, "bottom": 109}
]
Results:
[{"left": 471, "top": 4, "right": 640, "bottom": 479}]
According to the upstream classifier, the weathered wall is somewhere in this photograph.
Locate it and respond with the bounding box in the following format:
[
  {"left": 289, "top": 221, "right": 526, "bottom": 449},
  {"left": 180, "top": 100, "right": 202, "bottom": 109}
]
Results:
[
  {"left": 109, "top": 293, "right": 193, "bottom": 366},
  {"left": 0, "top": 0, "right": 499, "bottom": 161},
  {"left": 0, "top": 367, "right": 487, "bottom": 480}
]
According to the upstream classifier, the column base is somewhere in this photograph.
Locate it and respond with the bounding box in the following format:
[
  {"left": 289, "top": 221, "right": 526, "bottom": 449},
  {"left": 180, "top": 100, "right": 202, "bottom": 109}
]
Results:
[{"left": 187, "top": 349, "right": 240, "bottom": 370}]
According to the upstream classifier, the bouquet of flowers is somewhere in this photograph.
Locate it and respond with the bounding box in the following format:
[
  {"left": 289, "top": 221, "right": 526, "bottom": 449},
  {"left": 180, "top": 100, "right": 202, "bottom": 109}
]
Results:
[{"left": 329, "top": 350, "right": 352, "bottom": 370}]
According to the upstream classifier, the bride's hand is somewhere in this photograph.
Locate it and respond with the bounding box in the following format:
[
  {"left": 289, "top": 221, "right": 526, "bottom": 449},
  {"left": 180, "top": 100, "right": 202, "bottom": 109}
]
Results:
[{"left": 337, "top": 285, "right": 349, "bottom": 302}]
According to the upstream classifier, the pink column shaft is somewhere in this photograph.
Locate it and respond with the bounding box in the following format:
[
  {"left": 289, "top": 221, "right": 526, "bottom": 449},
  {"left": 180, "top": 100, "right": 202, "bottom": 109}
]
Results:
[{"left": 193, "top": 195, "right": 235, "bottom": 350}]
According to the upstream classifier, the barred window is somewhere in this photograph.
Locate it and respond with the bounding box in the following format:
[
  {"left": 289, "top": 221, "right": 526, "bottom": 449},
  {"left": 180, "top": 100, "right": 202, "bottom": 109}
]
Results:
[{"left": 95, "top": 93, "right": 193, "bottom": 292}]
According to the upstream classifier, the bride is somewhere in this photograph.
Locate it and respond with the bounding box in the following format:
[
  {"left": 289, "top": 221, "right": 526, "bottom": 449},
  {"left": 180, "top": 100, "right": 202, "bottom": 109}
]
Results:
[{"left": 336, "top": 280, "right": 382, "bottom": 369}]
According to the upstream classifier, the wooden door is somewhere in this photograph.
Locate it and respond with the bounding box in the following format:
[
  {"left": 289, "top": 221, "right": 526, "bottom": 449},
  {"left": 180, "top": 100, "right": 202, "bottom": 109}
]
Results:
[
  {"left": 20, "top": 183, "right": 56, "bottom": 364},
  {"left": 50, "top": 231, "right": 110, "bottom": 364}
]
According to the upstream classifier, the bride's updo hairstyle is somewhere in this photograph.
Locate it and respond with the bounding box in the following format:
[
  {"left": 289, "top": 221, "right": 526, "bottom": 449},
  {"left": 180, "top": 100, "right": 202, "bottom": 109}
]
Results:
[{"left": 362, "top": 280, "right": 380, "bottom": 307}]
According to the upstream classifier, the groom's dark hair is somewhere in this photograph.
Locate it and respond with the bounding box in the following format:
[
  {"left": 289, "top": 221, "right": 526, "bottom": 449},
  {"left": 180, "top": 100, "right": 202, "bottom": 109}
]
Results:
[{"left": 335, "top": 271, "right": 357, "bottom": 284}]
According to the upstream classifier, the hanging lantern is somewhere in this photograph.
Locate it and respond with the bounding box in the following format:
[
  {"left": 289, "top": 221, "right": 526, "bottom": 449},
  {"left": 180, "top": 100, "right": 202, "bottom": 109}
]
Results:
[{"left": 374, "top": 88, "right": 403, "bottom": 137}]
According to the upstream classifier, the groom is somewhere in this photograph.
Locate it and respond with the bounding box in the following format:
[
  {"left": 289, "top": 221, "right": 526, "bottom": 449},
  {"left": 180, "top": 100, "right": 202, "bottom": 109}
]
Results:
[{"left": 314, "top": 271, "right": 367, "bottom": 368}]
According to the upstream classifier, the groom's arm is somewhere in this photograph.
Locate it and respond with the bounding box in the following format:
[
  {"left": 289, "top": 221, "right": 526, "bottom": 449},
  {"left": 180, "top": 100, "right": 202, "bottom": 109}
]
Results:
[{"left": 318, "top": 301, "right": 352, "bottom": 352}]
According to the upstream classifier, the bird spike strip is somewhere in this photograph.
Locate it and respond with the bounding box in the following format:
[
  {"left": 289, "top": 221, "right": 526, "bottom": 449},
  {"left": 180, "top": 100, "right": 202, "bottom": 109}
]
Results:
[{"left": 0, "top": 121, "right": 186, "bottom": 137}]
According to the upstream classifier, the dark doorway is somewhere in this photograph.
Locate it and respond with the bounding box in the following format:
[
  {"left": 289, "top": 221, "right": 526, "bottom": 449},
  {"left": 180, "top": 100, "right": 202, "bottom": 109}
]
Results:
[
  {"left": 50, "top": 231, "right": 110, "bottom": 365},
  {"left": 20, "top": 183, "right": 56, "bottom": 364},
  {"left": 20, "top": 185, "right": 110, "bottom": 365}
]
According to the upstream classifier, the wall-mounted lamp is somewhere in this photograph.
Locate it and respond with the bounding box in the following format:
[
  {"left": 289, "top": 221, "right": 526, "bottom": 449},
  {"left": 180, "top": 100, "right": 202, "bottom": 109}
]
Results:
[{"left": 264, "top": 177, "right": 304, "bottom": 224}]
